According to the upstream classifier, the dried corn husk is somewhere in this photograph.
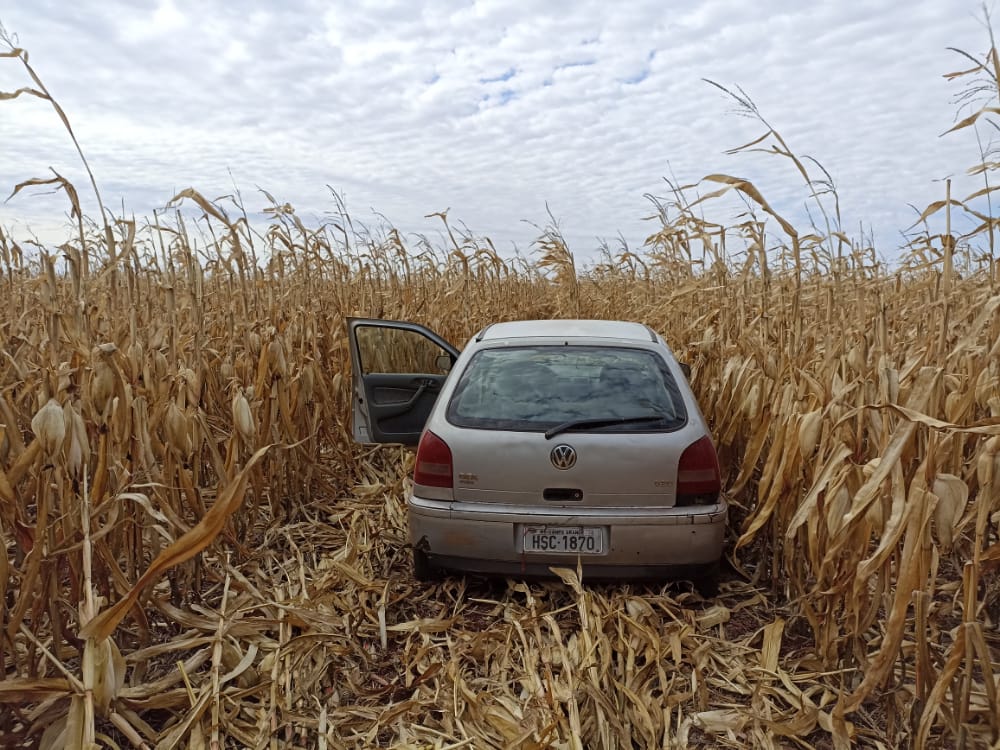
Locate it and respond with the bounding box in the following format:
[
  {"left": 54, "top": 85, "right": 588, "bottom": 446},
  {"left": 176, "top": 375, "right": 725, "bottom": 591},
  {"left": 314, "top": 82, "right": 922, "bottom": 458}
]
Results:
[
  {"left": 31, "top": 398, "right": 65, "bottom": 461},
  {"left": 931, "top": 473, "right": 969, "bottom": 548}
]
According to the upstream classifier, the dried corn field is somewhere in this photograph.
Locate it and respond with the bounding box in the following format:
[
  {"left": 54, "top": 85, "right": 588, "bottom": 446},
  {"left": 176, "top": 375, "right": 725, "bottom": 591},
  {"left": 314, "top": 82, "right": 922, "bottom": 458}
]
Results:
[
  {"left": 3, "top": 29, "right": 1000, "bottom": 750},
  {"left": 0, "top": 196, "right": 997, "bottom": 749}
]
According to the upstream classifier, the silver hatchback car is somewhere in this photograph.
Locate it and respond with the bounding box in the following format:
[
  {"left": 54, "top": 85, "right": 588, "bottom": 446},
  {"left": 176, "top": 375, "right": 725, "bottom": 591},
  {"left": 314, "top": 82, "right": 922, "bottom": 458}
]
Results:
[{"left": 348, "top": 318, "right": 726, "bottom": 592}]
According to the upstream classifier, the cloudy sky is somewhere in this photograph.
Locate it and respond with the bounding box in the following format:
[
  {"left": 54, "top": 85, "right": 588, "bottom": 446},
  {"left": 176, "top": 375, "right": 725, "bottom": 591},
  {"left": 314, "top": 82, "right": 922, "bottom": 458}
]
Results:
[{"left": 0, "top": 0, "right": 995, "bottom": 264}]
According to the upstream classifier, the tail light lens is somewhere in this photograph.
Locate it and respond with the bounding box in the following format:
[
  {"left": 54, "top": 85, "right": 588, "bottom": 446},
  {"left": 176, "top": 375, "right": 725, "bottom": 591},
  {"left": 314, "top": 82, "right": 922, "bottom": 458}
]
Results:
[
  {"left": 413, "top": 430, "right": 453, "bottom": 488},
  {"left": 676, "top": 435, "right": 721, "bottom": 507}
]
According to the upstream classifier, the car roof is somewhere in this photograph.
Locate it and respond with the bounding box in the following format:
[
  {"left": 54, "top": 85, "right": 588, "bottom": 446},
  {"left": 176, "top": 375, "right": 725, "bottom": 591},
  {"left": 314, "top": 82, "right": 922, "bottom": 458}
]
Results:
[{"left": 476, "top": 319, "right": 657, "bottom": 343}]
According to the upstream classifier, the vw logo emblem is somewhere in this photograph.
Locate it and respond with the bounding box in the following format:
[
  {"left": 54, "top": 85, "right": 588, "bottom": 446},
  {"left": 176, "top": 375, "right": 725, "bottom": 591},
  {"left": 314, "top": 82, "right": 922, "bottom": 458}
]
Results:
[{"left": 550, "top": 444, "right": 577, "bottom": 470}]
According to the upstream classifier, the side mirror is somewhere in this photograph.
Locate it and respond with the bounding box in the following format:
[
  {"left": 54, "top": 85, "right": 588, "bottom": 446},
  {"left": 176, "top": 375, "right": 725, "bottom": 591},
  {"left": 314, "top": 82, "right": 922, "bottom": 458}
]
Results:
[
  {"left": 679, "top": 362, "right": 691, "bottom": 379},
  {"left": 435, "top": 353, "right": 453, "bottom": 373}
]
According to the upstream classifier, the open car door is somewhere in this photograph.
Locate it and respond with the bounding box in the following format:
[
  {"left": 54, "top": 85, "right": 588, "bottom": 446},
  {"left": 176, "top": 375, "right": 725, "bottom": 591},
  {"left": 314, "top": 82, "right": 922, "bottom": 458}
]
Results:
[{"left": 347, "top": 318, "right": 460, "bottom": 446}]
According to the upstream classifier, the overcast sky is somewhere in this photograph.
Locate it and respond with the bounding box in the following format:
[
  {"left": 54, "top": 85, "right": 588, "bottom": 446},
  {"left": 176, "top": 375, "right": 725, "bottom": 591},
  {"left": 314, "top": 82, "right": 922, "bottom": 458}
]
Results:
[{"left": 0, "top": 1, "right": 995, "bottom": 264}]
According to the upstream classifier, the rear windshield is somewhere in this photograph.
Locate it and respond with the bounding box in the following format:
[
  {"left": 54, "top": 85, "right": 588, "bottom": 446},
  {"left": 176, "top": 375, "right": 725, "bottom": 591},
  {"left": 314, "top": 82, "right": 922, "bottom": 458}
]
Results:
[{"left": 446, "top": 345, "right": 687, "bottom": 432}]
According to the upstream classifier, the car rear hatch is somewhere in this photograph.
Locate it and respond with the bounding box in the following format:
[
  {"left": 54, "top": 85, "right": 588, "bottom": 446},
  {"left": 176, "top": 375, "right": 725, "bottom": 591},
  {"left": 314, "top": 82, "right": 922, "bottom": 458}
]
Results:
[
  {"left": 437, "top": 343, "right": 710, "bottom": 508},
  {"left": 445, "top": 428, "right": 689, "bottom": 508}
]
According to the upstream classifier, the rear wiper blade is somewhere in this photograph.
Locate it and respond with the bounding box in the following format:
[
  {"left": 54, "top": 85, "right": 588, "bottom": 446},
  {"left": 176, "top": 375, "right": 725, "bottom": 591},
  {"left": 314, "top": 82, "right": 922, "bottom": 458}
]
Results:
[{"left": 544, "top": 414, "right": 667, "bottom": 440}]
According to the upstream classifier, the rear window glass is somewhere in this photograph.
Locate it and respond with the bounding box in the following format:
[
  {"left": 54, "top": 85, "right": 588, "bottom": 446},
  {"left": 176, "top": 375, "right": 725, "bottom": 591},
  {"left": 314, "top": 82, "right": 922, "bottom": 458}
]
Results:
[{"left": 446, "top": 346, "right": 687, "bottom": 432}]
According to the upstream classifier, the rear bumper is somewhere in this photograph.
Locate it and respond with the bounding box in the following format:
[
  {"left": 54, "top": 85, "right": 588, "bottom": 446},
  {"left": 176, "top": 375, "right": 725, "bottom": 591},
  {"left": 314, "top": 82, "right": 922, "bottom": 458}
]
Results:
[{"left": 408, "top": 496, "right": 726, "bottom": 579}]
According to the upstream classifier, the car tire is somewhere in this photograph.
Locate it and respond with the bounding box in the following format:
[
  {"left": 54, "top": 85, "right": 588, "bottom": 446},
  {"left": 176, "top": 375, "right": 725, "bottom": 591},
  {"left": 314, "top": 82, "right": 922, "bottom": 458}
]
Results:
[
  {"left": 412, "top": 548, "right": 439, "bottom": 582},
  {"left": 693, "top": 572, "right": 719, "bottom": 598},
  {"left": 694, "top": 576, "right": 719, "bottom": 599}
]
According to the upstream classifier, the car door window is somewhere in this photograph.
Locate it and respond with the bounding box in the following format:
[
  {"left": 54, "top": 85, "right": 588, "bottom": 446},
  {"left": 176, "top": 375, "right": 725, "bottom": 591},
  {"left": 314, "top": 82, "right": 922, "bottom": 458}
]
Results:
[{"left": 355, "top": 325, "right": 452, "bottom": 375}]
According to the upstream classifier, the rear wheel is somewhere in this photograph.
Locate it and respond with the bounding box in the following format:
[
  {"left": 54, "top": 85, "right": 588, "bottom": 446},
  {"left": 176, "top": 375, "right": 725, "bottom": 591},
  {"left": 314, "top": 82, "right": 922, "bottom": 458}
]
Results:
[
  {"left": 691, "top": 563, "right": 720, "bottom": 598},
  {"left": 412, "top": 548, "right": 439, "bottom": 582},
  {"left": 694, "top": 574, "right": 719, "bottom": 598}
]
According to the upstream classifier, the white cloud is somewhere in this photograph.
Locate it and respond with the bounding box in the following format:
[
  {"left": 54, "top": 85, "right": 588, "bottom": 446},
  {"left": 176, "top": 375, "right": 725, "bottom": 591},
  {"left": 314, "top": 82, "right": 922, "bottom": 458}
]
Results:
[
  {"left": 116, "top": 0, "right": 187, "bottom": 41},
  {"left": 0, "top": 0, "right": 993, "bottom": 263}
]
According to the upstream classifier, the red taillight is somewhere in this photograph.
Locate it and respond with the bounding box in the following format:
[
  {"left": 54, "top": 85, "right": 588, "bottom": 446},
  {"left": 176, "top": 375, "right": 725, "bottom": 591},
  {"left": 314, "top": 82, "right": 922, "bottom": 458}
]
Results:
[
  {"left": 676, "top": 435, "right": 721, "bottom": 506},
  {"left": 413, "top": 430, "right": 453, "bottom": 488}
]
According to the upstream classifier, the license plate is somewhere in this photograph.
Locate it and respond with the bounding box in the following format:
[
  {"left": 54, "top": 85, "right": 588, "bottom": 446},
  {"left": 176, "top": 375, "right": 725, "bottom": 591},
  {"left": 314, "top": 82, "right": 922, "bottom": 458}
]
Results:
[{"left": 521, "top": 525, "right": 605, "bottom": 555}]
